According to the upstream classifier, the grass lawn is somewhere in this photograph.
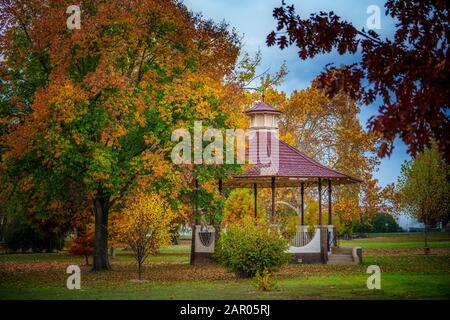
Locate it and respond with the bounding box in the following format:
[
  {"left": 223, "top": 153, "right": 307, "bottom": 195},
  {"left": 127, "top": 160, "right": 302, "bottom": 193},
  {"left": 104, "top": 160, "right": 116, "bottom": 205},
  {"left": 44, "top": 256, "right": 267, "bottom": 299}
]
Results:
[
  {"left": 340, "top": 232, "right": 450, "bottom": 249},
  {"left": 0, "top": 233, "right": 449, "bottom": 300}
]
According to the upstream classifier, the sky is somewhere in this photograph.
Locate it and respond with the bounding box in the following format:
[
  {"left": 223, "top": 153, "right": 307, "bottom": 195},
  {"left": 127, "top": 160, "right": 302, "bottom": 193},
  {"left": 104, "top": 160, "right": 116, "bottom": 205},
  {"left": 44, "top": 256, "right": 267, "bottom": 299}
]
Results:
[{"left": 183, "top": 0, "right": 412, "bottom": 189}]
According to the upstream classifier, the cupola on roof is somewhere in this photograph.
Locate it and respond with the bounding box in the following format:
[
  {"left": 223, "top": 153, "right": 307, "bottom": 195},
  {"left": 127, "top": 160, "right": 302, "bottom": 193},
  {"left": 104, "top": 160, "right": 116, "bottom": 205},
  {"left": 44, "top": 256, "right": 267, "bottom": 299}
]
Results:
[{"left": 227, "top": 102, "right": 362, "bottom": 187}]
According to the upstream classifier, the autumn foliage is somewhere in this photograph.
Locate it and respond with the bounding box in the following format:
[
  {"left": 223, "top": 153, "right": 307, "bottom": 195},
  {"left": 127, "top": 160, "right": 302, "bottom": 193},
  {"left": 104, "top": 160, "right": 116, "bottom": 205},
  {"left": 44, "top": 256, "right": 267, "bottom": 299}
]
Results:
[
  {"left": 68, "top": 229, "right": 95, "bottom": 266},
  {"left": 112, "top": 193, "right": 176, "bottom": 279},
  {"left": 0, "top": 0, "right": 422, "bottom": 261},
  {"left": 396, "top": 142, "right": 449, "bottom": 250},
  {"left": 267, "top": 0, "right": 449, "bottom": 161},
  {"left": 0, "top": 0, "right": 244, "bottom": 270},
  {"left": 223, "top": 189, "right": 265, "bottom": 226}
]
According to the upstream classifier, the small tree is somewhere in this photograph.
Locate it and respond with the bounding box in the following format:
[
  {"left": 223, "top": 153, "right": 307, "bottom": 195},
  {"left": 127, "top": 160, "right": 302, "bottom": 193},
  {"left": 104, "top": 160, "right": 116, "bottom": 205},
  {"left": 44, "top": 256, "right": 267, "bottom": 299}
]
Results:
[
  {"left": 223, "top": 189, "right": 265, "bottom": 226},
  {"left": 68, "top": 230, "right": 94, "bottom": 266},
  {"left": 114, "top": 193, "right": 176, "bottom": 280},
  {"left": 397, "top": 142, "right": 450, "bottom": 253}
]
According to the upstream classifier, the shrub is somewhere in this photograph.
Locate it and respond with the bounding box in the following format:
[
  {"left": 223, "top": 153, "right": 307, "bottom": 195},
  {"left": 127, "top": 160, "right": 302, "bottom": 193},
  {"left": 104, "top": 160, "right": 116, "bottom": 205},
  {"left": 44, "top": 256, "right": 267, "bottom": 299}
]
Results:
[
  {"left": 215, "top": 224, "right": 289, "bottom": 278},
  {"left": 253, "top": 269, "right": 277, "bottom": 291},
  {"left": 67, "top": 229, "right": 94, "bottom": 265}
]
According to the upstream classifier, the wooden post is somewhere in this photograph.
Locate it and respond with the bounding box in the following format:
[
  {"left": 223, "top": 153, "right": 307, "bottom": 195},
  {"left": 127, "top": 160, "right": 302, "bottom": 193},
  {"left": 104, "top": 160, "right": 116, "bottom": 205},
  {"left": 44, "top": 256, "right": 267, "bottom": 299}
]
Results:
[
  {"left": 320, "top": 226, "right": 328, "bottom": 263},
  {"left": 195, "top": 179, "right": 199, "bottom": 213},
  {"left": 318, "top": 178, "right": 322, "bottom": 225},
  {"left": 215, "top": 178, "right": 223, "bottom": 243},
  {"left": 211, "top": 178, "right": 223, "bottom": 225},
  {"left": 300, "top": 182, "right": 305, "bottom": 226},
  {"left": 190, "top": 179, "right": 199, "bottom": 265},
  {"left": 253, "top": 183, "right": 258, "bottom": 224},
  {"left": 271, "top": 177, "right": 276, "bottom": 223},
  {"left": 328, "top": 179, "right": 332, "bottom": 225}
]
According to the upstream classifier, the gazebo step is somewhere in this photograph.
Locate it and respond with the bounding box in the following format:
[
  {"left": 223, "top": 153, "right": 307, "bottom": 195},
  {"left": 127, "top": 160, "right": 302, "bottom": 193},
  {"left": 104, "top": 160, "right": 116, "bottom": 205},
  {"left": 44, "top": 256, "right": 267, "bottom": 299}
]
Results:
[
  {"left": 328, "top": 254, "right": 353, "bottom": 260},
  {"left": 327, "top": 254, "right": 356, "bottom": 265},
  {"left": 332, "top": 247, "right": 353, "bottom": 254}
]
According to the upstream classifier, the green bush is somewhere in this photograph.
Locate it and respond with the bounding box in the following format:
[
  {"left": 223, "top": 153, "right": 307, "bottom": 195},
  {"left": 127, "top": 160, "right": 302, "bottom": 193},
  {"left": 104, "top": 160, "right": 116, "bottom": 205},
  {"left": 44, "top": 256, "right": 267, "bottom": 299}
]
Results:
[{"left": 215, "top": 224, "right": 289, "bottom": 278}]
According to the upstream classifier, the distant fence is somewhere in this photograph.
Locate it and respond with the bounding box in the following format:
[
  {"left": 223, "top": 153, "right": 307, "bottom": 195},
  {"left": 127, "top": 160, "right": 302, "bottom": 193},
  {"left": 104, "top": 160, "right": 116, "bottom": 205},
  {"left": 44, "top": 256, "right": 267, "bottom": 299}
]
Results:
[{"left": 345, "top": 231, "right": 449, "bottom": 239}]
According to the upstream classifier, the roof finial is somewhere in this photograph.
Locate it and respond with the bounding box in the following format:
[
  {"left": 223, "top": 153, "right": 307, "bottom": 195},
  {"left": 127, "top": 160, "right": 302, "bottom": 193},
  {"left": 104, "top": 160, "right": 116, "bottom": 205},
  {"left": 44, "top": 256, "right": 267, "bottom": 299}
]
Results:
[{"left": 261, "top": 88, "right": 265, "bottom": 102}]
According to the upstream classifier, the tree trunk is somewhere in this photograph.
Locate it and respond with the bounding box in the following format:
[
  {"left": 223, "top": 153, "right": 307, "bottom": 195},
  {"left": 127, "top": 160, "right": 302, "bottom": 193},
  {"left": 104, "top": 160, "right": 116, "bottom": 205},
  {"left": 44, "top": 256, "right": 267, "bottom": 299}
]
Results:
[
  {"left": 424, "top": 210, "right": 430, "bottom": 254},
  {"left": 424, "top": 226, "right": 431, "bottom": 254},
  {"left": 85, "top": 255, "right": 89, "bottom": 266},
  {"left": 190, "top": 224, "right": 196, "bottom": 265},
  {"left": 138, "top": 261, "right": 142, "bottom": 280},
  {"left": 92, "top": 196, "right": 111, "bottom": 271}
]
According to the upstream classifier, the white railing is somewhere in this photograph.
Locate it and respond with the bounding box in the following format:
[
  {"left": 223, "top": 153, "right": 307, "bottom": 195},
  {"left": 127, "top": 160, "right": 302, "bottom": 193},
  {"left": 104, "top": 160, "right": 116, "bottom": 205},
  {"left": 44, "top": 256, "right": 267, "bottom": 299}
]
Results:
[
  {"left": 288, "top": 228, "right": 321, "bottom": 253},
  {"left": 289, "top": 225, "right": 311, "bottom": 247},
  {"left": 287, "top": 225, "right": 336, "bottom": 254}
]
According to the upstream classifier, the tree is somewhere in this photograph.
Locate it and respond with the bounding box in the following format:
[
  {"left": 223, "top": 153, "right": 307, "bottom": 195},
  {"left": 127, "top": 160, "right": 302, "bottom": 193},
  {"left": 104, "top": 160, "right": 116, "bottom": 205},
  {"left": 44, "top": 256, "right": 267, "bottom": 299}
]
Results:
[
  {"left": 223, "top": 189, "right": 265, "bottom": 226},
  {"left": 68, "top": 229, "right": 94, "bottom": 266},
  {"left": 113, "top": 193, "right": 176, "bottom": 280},
  {"left": 267, "top": 0, "right": 449, "bottom": 162},
  {"left": 0, "top": 0, "right": 243, "bottom": 270},
  {"left": 371, "top": 212, "right": 400, "bottom": 233},
  {"left": 353, "top": 212, "right": 401, "bottom": 233},
  {"left": 397, "top": 142, "right": 450, "bottom": 252}
]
